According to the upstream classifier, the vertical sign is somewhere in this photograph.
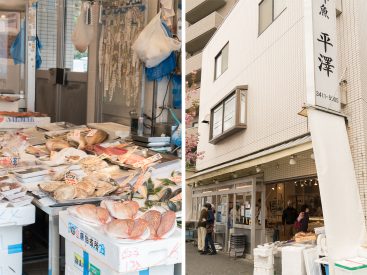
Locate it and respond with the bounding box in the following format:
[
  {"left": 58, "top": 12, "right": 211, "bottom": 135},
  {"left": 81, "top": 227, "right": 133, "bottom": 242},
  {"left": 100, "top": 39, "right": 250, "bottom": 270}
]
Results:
[{"left": 304, "top": 0, "right": 340, "bottom": 112}]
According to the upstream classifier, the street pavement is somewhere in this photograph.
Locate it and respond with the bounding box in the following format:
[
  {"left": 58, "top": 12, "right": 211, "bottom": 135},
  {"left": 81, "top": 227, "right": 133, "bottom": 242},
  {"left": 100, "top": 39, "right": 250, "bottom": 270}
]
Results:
[{"left": 186, "top": 242, "right": 255, "bottom": 275}]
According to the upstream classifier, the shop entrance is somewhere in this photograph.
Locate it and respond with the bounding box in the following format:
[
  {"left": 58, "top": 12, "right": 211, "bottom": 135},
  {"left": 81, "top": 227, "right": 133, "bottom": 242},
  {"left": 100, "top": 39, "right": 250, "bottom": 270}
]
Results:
[
  {"left": 264, "top": 176, "right": 324, "bottom": 242},
  {"left": 192, "top": 175, "right": 266, "bottom": 256}
]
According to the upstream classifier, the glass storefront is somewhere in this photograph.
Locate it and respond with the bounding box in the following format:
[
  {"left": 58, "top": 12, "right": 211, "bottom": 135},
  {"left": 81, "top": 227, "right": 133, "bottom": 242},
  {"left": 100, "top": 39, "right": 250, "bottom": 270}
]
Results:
[{"left": 265, "top": 177, "right": 323, "bottom": 241}]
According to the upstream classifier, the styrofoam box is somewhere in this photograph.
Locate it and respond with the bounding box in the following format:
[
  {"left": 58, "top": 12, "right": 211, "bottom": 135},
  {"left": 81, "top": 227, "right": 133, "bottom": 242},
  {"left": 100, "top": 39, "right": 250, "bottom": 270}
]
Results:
[
  {"left": 59, "top": 211, "right": 182, "bottom": 273},
  {"left": 282, "top": 246, "right": 307, "bottom": 275},
  {"left": 0, "top": 102, "right": 19, "bottom": 112},
  {"left": 254, "top": 267, "right": 274, "bottom": 275},
  {"left": 254, "top": 254, "right": 274, "bottom": 269},
  {"left": 0, "top": 248, "right": 22, "bottom": 275},
  {"left": 0, "top": 116, "right": 50, "bottom": 129},
  {"left": 0, "top": 205, "right": 35, "bottom": 226},
  {"left": 65, "top": 240, "right": 175, "bottom": 275}
]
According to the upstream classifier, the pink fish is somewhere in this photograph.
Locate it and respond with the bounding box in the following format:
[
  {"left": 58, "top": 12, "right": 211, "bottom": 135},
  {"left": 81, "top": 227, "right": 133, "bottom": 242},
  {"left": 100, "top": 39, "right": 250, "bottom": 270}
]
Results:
[
  {"left": 142, "top": 210, "right": 162, "bottom": 239},
  {"left": 157, "top": 211, "right": 176, "bottom": 238}
]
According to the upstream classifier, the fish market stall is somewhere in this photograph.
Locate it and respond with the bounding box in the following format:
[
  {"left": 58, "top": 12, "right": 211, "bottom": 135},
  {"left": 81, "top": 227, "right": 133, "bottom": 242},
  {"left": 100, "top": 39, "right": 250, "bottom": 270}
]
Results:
[{"left": 0, "top": 122, "right": 182, "bottom": 275}]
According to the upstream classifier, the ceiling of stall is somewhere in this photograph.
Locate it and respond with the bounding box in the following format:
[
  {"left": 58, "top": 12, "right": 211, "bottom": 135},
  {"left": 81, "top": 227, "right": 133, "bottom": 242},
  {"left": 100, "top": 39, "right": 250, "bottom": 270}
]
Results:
[{"left": 0, "top": 0, "right": 26, "bottom": 11}]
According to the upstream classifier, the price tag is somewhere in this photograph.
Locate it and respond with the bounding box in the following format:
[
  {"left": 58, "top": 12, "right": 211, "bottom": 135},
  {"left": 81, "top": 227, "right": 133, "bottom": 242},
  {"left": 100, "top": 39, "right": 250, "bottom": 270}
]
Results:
[
  {"left": 87, "top": 129, "right": 98, "bottom": 137},
  {"left": 65, "top": 171, "right": 78, "bottom": 185},
  {"left": 73, "top": 130, "right": 81, "bottom": 139}
]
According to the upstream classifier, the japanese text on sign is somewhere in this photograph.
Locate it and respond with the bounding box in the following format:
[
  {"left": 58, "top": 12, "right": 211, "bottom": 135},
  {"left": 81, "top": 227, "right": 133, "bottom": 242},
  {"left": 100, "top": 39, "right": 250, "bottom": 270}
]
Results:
[{"left": 305, "top": 0, "right": 340, "bottom": 112}]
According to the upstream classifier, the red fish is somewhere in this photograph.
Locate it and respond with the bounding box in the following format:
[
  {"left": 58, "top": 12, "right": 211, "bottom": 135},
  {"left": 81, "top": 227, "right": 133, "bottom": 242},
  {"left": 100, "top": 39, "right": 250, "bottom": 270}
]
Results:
[
  {"left": 142, "top": 210, "right": 162, "bottom": 239},
  {"left": 130, "top": 218, "right": 149, "bottom": 239},
  {"left": 157, "top": 211, "right": 176, "bottom": 238}
]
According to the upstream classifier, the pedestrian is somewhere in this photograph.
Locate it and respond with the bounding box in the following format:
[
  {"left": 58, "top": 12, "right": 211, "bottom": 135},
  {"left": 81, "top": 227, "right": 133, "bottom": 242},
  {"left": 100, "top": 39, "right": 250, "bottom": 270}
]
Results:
[
  {"left": 201, "top": 203, "right": 217, "bottom": 255},
  {"left": 299, "top": 205, "right": 310, "bottom": 232},
  {"left": 282, "top": 200, "right": 298, "bottom": 240},
  {"left": 197, "top": 205, "right": 208, "bottom": 253}
]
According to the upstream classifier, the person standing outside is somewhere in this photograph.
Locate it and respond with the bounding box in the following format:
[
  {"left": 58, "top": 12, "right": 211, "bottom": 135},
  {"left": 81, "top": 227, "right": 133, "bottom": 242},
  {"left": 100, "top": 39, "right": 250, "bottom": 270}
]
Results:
[
  {"left": 201, "top": 203, "right": 217, "bottom": 255},
  {"left": 197, "top": 205, "right": 208, "bottom": 253},
  {"left": 282, "top": 200, "right": 298, "bottom": 240}
]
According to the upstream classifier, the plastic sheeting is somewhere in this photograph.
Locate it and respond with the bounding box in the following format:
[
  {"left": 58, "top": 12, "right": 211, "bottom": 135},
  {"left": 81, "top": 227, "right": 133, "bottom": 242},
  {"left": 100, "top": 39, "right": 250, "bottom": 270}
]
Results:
[{"left": 308, "top": 109, "right": 367, "bottom": 272}]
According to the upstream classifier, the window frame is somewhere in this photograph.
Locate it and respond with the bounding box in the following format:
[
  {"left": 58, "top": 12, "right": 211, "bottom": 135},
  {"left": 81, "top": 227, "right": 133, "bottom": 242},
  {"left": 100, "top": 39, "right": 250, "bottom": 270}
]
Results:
[
  {"left": 214, "top": 42, "right": 229, "bottom": 81},
  {"left": 258, "top": 0, "right": 287, "bottom": 35},
  {"left": 209, "top": 86, "right": 248, "bottom": 144}
]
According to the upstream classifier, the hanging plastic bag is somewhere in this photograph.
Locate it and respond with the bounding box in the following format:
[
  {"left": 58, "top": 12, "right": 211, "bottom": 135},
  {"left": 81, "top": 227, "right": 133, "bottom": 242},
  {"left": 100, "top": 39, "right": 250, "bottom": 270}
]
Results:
[
  {"left": 132, "top": 11, "right": 181, "bottom": 68},
  {"left": 71, "top": 3, "right": 94, "bottom": 53},
  {"left": 10, "top": 21, "right": 25, "bottom": 65}
]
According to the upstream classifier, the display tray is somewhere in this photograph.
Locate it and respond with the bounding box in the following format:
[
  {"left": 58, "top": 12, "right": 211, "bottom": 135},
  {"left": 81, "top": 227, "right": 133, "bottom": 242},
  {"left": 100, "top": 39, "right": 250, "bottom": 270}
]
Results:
[{"left": 36, "top": 185, "right": 128, "bottom": 207}]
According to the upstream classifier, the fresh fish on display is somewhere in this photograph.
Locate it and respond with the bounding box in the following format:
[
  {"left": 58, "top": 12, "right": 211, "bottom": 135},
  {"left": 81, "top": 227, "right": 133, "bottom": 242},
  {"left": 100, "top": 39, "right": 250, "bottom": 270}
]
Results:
[
  {"left": 104, "top": 219, "right": 134, "bottom": 239},
  {"left": 142, "top": 210, "right": 161, "bottom": 239},
  {"left": 157, "top": 210, "right": 176, "bottom": 238},
  {"left": 130, "top": 218, "right": 149, "bottom": 239},
  {"left": 70, "top": 204, "right": 112, "bottom": 226},
  {"left": 100, "top": 199, "right": 139, "bottom": 219}
]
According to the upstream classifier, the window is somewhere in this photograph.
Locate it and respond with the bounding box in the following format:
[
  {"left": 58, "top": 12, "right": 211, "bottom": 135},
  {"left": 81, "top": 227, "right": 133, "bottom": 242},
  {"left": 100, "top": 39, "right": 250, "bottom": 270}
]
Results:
[
  {"left": 214, "top": 42, "right": 229, "bottom": 80},
  {"left": 209, "top": 86, "right": 247, "bottom": 144},
  {"left": 259, "top": 0, "right": 286, "bottom": 34}
]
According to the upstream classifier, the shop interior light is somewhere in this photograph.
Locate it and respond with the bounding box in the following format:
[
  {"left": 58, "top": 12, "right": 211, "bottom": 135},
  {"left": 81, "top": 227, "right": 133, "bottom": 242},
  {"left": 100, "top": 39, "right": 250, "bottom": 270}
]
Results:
[
  {"left": 301, "top": 184, "right": 304, "bottom": 187},
  {"left": 256, "top": 165, "right": 261, "bottom": 173},
  {"left": 289, "top": 155, "right": 297, "bottom": 165},
  {"left": 203, "top": 191, "right": 212, "bottom": 194},
  {"left": 276, "top": 164, "right": 280, "bottom": 169},
  {"left": 310, "top": 153, "right": 315, "bottom": 160},
  {"left": 218, "top": 188, "right": 230, "bottom": 191},
  {"left": 272, "top": 187, "right": 275, "bottom": 190}
]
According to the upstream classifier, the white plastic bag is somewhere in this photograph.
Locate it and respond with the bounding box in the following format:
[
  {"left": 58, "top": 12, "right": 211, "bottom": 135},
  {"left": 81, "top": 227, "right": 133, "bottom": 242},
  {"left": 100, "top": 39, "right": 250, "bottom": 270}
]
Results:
[
  {"left": 132, "top": 11, "right": 181, "bottom": 68},
  {"left": 71, "top": 3, "right": 94, "bottom": 53}
]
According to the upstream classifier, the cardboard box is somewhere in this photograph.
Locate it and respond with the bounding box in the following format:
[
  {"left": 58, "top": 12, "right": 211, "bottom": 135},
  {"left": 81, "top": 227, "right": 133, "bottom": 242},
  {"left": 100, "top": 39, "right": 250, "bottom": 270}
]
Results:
[
  {"left": 0, "top": 205, "right": 35, "bottom": 226},
  {"left": 0, "top": 116, "right": 50, "bottom": 129},
  {"left": 59, "top": 211, "right": 182, "bottom": 273},
  {"left": 65, "top": 240, "right": 175, "bottom": 275},
  {"left": 0, "top": 248, "right": 22, "bottom": 275}
]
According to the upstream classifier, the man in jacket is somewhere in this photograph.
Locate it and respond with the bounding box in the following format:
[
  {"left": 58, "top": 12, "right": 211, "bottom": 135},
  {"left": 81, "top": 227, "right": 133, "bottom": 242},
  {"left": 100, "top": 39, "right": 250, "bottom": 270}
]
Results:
[
  {"left": 201, "top": 203, "right": 217, "bottom": 255},
  {"left": 282, "top": 200, "right": 298, "bottom": 240},
  {"left": 197, "top": 205, "right": 208, "bottom": 252}
]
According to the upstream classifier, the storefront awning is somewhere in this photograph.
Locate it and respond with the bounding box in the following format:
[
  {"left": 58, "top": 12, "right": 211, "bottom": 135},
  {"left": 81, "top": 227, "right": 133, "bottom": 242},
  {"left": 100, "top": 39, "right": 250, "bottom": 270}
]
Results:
[{"left": 187, "top": 134, "right": 312, "bottom": 184}]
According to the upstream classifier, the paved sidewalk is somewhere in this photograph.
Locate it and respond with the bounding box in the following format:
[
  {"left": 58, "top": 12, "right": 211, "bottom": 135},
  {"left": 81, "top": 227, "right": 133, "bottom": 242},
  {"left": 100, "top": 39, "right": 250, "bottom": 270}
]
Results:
[{"left": 186, "top": 242, "right": 254, "bottom": 275}]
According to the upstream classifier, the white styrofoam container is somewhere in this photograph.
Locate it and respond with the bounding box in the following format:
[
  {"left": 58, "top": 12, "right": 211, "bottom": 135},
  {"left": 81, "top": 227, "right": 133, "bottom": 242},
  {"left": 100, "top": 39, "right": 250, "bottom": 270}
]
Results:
[
  {"left": 0, "top": 205, "right": 35, "bottom": 226},
  {"left": 254, "top": 254, "right": 274, "bottom": 269},
  {"left": 335, "top": 258, "right": 367, "bottom": 275},
  {"left": 0, "top": 116, "right": 50, "bottom": 129},
  {"left": 65, "top": 240, "right": 175, "bottom": 275},
  {"left": 0, "top": 226, "right": 22, "bottom": 251},
  {"left": 253, "top": 267, "right": 274, "bottom": 275},
  {"left": 0, "top": 102, "right": 19, "bottom": 112},
  {"left": 282, "top": 246, "right": 307, "bottom": 275},
  {"left": 59, "top": 211, "right": 182, "bottom": 273},
  {"left": 0, "top": 248, "right": 22, "bottom": 275},
  {"left": 335, "top": 267, "right": 367, "bottom": 275}
]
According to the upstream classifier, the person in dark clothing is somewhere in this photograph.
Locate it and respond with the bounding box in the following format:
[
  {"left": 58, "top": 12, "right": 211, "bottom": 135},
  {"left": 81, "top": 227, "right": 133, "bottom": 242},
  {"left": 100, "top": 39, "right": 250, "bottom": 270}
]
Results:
[
  {"left": 201, "top": 203, "right": 217, "bottom": 255},
  {"left": 299, "top": 205, "right": 310, "bottom": 232},
  {"left": 282, "top": 200, "right": 298, "bottom": 240}
]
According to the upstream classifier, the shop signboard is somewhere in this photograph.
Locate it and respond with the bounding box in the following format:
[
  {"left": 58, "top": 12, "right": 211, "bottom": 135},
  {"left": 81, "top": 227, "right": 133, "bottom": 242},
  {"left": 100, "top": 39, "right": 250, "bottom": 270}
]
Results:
[{"left": 304, "top": 0, "right": 340, "bottom": 112}]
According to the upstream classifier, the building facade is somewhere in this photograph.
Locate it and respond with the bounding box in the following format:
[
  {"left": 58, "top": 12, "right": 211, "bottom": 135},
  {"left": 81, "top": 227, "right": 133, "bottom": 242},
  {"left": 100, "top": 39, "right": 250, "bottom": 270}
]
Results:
[{"left": 187, "top": 0, "right": 367, "bottom": 256}]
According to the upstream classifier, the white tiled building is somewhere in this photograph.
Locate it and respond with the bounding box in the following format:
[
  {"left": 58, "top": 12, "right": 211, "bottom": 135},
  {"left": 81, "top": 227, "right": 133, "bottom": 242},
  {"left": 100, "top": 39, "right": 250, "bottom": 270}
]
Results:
[{"left": 187, "top": 0, "right": 367, "bottom": 256}]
